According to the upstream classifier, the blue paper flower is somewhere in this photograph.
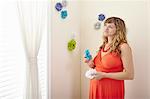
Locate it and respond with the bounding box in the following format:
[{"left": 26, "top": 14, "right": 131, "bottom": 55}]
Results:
[
  {"left": 84, "top": 49, "right": 92, "bottom": 60},
  {"left": 61, "top": 10, "right": 68, "bottom": 19},
  {"left": 55, "top": 2, "right": 63, "bottom": 11},
  {"left": 98, "top": 14, "right": 105, "bottom": 21},
  {"left": 68, "top": 39, "right": 76, "bottom": 51}
]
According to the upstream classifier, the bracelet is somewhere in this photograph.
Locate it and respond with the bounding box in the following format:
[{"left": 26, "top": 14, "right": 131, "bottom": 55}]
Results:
[{"left": 92, "top": 65, "right": 96, "bottom": 69}]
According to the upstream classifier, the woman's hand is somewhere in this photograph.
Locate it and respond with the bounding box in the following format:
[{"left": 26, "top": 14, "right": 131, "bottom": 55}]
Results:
[
  {"left": 83, "top": 56, "right": 95, "bottom": 68},
  {"left": 87, "top": 59, "right": 94, "bottom": 68},
  {"left": 83, "top": 56, "right": 90, "bottom": 63},
  {"left": 93, "top": 72, "right": 105, "bottom": 80}
]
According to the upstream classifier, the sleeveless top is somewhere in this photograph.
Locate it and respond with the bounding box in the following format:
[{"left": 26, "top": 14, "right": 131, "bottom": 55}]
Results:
[{"left": 89, "top": 47, "right": 124, "bottom": 99}]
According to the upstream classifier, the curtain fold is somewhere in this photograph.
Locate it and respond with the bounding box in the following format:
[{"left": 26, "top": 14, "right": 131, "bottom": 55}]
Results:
[{"left": 17, "top": 1, "right": 46, "bottom": 99}]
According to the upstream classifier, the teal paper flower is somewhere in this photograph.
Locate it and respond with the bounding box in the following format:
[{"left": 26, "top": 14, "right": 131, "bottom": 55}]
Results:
[
  {"left": 61, "top": 10, "right": 68, "bottom": 19},
  {"left": 84, "top": 49, "right": 92, "bottom": 60},
  {"left": 68, "top": 39, "right": 76, "bottom": 51}
]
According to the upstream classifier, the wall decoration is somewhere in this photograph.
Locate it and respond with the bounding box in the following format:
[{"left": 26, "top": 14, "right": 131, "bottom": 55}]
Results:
[
  {"left": 55, "top": 1, "right": 68, "bottom": 19},
  {"left": 67, "top": 39, "right": 76, "bottom": 51},
  {"left": 55, "top": 2, "right": 63, "bottom": 11},
  {"left": 61, "top": 10, "right": 68, "bottom": 19},
  {"left": 98, "top": 14, "right": 105, "bottom": 21},
  {"left": 84, "top": 49, "right": 92, "bottom": 60},
  {"left": 62, "top": 0, "right": 68, "bottom": 7},
  {"left": 71, "top": 34, "right": 75, "bottom": 39},
  {"left": 94, "top": 13, "right": 106, "bottom": 30},
  {"left": 94, "top": 22, "right": 101, "bottom": 30}
]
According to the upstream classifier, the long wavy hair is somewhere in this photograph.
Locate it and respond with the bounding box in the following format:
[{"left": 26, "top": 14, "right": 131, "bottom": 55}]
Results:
[{"left": 100, "top": 17, "right": 127, "bottom": 55}]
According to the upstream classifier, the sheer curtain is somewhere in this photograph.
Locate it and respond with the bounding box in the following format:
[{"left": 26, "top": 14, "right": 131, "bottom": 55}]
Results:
[{"left": 17, "top": 1, "right": 47, "bottom": 99}]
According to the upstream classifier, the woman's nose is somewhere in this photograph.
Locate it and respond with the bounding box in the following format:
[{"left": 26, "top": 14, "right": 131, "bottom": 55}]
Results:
[
  {"left": 106, "top": 26, "right": 109, "bottom": 30},
  {"left": 104, "top": 27, "right": 108, "bottom": 31}
]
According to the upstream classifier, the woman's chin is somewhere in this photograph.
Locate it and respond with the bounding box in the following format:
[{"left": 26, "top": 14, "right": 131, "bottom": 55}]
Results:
[{"left": 103, "top": 33, "right": 109, "bottom": 37}]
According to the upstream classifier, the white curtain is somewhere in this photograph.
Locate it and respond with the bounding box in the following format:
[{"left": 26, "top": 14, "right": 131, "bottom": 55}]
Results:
[{"left": 17, "top": 1, "right": 47, "bottom": 99}]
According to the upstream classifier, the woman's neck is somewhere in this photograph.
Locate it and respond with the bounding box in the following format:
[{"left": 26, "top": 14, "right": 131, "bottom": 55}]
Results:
[{"left": 107, "top": 37, "right": 113, "bottom": 44}]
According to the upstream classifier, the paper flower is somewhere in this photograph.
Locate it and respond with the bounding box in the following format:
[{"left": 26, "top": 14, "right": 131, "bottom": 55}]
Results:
[
  {"left": 94, "top": 22, "right": 101, "bottom": 30},
  {"left": 61, "top": 10, "right": 68, "bottom": 19},
  {"left": 62, "top": 0, "right": 68, "bottom": 7},
  {"left": 85, "top": 49, "right": 92, "bottom": 60},
  {"left": 71, "top": 34, "right": 75, "bottom": 39},
  {"left": 85, "top": 69, "right": 97, "bottom": 79},
  {"left": 98, "top": 14, "right": 105, "bottom": 21},
  {"left": 55, "top": 2, "right": 63, "bottom": 11},
  {"left": 68, "top": 39, "right": 76, "bottom": 51}
]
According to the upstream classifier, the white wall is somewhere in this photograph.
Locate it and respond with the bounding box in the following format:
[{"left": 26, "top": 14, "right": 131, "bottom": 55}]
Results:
[
  {"left": 148, "top": 0, "right": 150, "bottom": 95},
  {"left": 51, "top": 0, "right": 81, "bottom": 99},
  {"left": 51, "top": 0, "right": 150, "bottom": 99},
  {"left": 80, "top": 0, "right": 150, "bottom": 99}
]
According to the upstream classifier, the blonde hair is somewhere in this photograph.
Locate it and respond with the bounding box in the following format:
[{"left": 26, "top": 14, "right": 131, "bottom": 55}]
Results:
[{"left": 100, "top": 17, "right": 127, "bottom": 54}]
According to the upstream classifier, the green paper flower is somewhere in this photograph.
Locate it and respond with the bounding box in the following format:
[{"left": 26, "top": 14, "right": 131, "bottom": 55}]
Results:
[{"left": 67, "top": 39, "right": 76, "bottom": 51}]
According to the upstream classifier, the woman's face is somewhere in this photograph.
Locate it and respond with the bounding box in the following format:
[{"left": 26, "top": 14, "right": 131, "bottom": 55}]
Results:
[{"left": 103, "top": 23, "right": 116, "bottom": 37}]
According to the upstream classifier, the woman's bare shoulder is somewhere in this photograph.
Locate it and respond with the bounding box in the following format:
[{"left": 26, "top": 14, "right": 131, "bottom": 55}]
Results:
[{"left": 119, "top": 43, "right": 132, "bottom": 52}]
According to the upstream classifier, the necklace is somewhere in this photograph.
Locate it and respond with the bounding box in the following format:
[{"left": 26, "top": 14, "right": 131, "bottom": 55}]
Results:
[{"left": 102, "top": 46, "right": 110, "bottom": 52}]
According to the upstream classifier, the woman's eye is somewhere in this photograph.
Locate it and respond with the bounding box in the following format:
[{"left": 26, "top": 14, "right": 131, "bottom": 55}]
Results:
[{"left": 108, "top": 26, "right": 113, "bottom": 29}]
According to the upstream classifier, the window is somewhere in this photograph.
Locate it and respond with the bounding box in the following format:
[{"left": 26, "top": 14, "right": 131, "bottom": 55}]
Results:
[{"left": 0, "top": 1, "right": 47, "bottom": 99}]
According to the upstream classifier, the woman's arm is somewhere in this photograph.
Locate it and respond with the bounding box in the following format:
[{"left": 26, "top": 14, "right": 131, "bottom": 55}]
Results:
[{"left": 94, "top": 43, "right": 134, "bottom": 80}]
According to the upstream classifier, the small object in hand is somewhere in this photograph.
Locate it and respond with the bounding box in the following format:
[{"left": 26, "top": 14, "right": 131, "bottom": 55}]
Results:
[
  {"left": 84, "top": 49, "right": 92, "bottom": 60},
  {"left": 85, "top": 69, "right": 97, "bottom": 79}
]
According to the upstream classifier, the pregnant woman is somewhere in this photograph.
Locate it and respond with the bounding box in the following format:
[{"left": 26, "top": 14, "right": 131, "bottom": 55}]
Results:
[{"left": 84, "top": 17, "right": 134, "bottom": 99}]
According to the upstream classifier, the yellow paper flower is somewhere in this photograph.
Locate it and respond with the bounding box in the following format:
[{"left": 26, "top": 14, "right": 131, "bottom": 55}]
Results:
[{"left": 67, "top": 39, "right": 76, "bottom": 51}]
